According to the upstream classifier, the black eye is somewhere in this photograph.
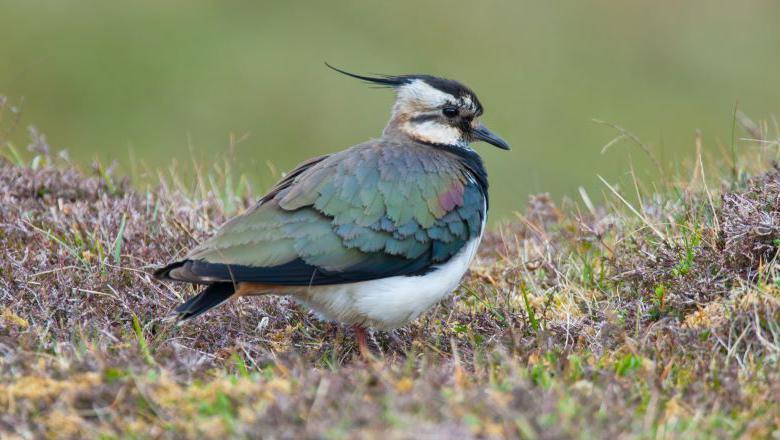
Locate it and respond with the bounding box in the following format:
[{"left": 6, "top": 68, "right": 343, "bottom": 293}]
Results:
[{"left": 442, "top": 107, "right": 458, "bottom": 118}]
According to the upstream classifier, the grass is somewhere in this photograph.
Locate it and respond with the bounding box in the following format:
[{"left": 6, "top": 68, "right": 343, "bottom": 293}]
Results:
[{"left": 1, "top": 101, "right": 780, "bottom": 438}]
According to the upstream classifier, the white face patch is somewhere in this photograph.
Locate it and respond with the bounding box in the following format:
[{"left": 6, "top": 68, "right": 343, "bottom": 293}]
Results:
[
  {"left": 395, "top": 79, "right": 478, "bottom": 113},
  {"left": 396, "top": 79, "right": 456, "bottom": 109},
  {"left": 403, "top": 119, "right": 465, "bottom": 146}
]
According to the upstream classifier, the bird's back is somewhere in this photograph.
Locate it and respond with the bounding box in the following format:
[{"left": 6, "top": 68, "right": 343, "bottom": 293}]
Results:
[{"left": 157, "top": 138, "right": 487, "bottom": 288}]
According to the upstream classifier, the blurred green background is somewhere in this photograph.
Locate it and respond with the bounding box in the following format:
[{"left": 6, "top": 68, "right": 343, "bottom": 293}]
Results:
[{"left": 2, "top": 1, "right": 779, "bottom": 222}]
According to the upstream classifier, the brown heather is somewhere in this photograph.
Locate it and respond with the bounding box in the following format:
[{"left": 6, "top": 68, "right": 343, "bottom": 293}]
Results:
[{"left": 1, "top": 116, "right": 779, "bottom": 438}]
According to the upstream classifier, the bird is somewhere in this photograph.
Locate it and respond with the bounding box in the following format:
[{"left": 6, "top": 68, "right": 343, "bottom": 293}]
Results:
[{"left": 154, "top": 64, "right": 510, "bottom": 357}]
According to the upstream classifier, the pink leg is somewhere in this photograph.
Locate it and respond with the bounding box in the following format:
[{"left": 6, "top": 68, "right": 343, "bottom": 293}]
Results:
[{"left": 353, "top": 324, "right": 371, "bottom": 358}]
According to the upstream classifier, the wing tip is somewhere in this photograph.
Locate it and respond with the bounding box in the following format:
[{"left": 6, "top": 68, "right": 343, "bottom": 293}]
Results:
[{"left": 152, "top": 260, "right": 187, "bottom": 281}]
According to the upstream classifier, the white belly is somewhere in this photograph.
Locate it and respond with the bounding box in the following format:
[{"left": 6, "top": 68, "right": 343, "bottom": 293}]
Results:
[{"left": 292, "top": 236, "right": 482, "bottom": 330}]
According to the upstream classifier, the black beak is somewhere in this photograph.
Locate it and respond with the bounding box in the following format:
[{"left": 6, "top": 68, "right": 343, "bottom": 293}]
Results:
[{"left": 472, "top": 124, "right": 510, "bottom": 150}]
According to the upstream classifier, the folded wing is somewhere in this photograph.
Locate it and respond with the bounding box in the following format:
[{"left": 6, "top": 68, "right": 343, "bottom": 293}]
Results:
[{"left": 155, "top": 141, "right": 485, "bottom": 286}]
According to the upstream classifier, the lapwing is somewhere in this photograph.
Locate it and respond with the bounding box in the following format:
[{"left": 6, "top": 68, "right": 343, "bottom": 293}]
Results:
[{"left": 154, "top": 64, "right": 510, "bottom": 356}]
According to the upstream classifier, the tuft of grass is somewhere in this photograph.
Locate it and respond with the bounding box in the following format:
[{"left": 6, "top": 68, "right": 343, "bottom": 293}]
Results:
[
  {"left": 132, "top": 313, "right": 155, "bottom": 366},
  {"left": 112, "top": 214, "right": 127, "bottom": 264}
]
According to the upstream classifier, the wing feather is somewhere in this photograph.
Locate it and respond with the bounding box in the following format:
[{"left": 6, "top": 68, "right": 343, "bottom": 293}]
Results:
[{"left": 156, "top": 140, "right": 486, "bottom": 286}]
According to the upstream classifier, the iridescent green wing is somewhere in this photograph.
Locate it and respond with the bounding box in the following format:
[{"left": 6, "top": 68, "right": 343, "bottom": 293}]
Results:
[{"left": 164, "top": 141, "right": 485, "bottom": 285}]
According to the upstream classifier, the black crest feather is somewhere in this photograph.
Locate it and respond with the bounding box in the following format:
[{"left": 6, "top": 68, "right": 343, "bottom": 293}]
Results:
[{"left": 325, "top": 62, "right": 410, "bottom": 87}]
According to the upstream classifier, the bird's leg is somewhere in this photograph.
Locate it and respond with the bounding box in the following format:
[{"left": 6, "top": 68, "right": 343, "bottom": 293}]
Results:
[{"left": 353, "top": 324, "right": 371, "bottom": 359}]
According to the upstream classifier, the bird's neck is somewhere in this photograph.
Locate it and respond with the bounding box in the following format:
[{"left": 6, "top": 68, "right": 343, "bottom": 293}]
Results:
[{"left": 381, "top": 117, "right": 488, "bottom": 195}]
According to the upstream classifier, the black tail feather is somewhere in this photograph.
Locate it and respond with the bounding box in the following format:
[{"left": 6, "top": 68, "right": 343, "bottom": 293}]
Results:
[{"left": 174, "top": 282, "right": 235, "bottom": 322}]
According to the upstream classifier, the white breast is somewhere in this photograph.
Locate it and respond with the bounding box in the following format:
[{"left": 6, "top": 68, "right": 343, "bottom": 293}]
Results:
[{"left": 292, "top": 235, "right": 483, "bottom": 330}]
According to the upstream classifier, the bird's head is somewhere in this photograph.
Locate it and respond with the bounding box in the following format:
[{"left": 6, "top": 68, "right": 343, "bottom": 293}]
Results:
[{"left": 327, "top": 63, "right": 510, "bottom": 151}]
